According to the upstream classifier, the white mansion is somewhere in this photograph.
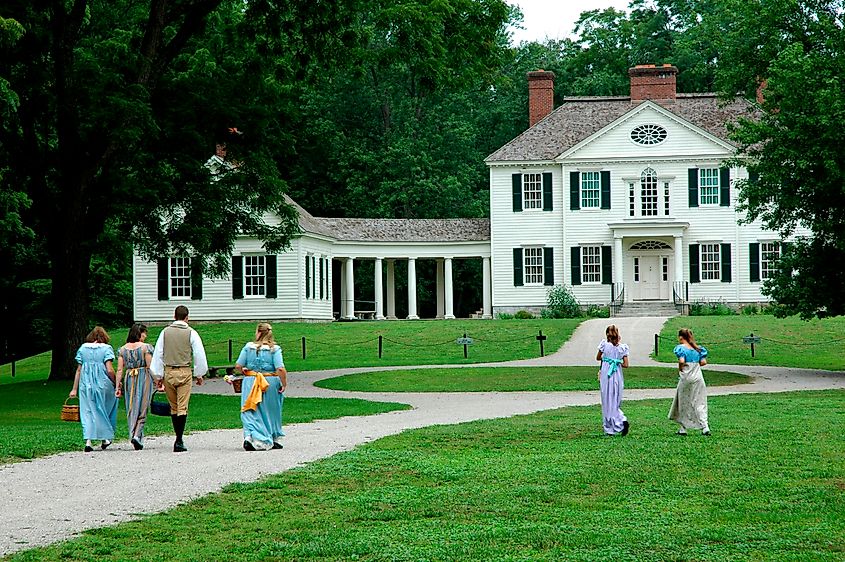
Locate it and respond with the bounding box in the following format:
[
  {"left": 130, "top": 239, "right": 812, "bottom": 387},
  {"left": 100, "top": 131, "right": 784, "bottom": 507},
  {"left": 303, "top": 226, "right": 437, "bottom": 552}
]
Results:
[{"left": 134, "top": 65, "right": 801, "bottom": 321}]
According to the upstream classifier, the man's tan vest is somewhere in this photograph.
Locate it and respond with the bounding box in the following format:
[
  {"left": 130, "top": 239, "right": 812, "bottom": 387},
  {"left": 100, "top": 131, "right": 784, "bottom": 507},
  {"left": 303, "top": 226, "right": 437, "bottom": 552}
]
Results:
[{"left": 162, "top": 323, "right": 193, "bottom": 367}]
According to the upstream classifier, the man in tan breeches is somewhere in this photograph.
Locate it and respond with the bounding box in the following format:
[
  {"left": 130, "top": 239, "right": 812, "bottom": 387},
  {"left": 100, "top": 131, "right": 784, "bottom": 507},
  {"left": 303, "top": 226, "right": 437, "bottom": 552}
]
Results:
[{"left": 151, "top": 305, "right": 208, "bottom": 452}]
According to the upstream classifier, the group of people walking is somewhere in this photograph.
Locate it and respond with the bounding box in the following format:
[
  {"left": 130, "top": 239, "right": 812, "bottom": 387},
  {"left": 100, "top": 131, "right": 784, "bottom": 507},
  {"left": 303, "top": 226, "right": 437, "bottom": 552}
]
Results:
[
  {"left": 597, "top": 325, "right": 711, "bottom": 437},
  {"left": 69, "top": 305, "right": 287, "bottom": 453},
  {"left": 69, "top": 309, "right": 709, "bottom": 452}
]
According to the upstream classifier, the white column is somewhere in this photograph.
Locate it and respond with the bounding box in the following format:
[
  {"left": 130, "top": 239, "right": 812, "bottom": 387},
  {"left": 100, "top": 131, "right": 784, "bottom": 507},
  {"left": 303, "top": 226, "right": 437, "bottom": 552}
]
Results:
[
  {"left": 435, "top": 259, "right": 445, "bottom": 319},
  {"left": 482, "top": 256, "right": 492, "bottom": 319},
  {"left": 674, "top": 235, "right": 684, "bottom": 285},
  {"left": 374, "top": 258, "right": 385, "bottom": 320},
  {"left": 386, "top": 259, "right": 397, "bottom": 319},
  {"left": 407, "top": 258, "right": 419, "bottom": 320},
  {"left": 614, "top": 237, "right": 624, "bottom": 288},
  {"left": 339, "top": 259, "right": 347, "bottom": 319},
  {"left": 444, "top": 257, "right": 455, "bottom": 319},
  {"left": 343, "top": 257, "right": 356, "bottom": 320}
]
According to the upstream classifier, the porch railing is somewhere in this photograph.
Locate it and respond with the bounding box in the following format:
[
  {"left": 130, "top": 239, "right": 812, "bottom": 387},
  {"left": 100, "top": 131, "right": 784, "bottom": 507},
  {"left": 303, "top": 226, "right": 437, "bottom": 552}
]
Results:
[
  {"left": 672, "top": 281, "right": 689, "bottom": 315},
  {"left": 609, "top": 282, "right": 625, "bottom": 317}
]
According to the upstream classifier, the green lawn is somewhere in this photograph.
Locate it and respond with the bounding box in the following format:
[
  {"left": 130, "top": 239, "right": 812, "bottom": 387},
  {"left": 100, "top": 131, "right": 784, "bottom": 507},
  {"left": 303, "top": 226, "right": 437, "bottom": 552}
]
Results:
[
  {"left": 0, "top": 319, "right": 581, "bottom": 384},
  {"left": 656, "top": 315, "right": 845, "bottom": 370},
  {"left": 11, "top": 391, "right": 845, "bottom": 561},
  {"left": 0, "top": 380, "right": 409, "bottom": 463},
  {"left": 315, "top": 366, "right": 750, "bottom": 392}
]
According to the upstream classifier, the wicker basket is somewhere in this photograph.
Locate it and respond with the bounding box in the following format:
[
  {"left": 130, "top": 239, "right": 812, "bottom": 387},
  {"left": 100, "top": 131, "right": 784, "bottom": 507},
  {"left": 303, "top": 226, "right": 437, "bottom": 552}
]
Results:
[
  {"left": 232, "top": 377, "right": 243, "bottom": 394},
  {"left": 61, "top": 397, "right": 80, "bottom": 422}
]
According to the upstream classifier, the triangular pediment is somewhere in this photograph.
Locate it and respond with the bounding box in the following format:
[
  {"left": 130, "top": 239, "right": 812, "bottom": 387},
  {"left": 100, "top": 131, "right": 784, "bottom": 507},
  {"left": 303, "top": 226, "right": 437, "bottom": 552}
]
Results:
[{"left": 556, "top": 101, "right": 735, "bottom": 162}]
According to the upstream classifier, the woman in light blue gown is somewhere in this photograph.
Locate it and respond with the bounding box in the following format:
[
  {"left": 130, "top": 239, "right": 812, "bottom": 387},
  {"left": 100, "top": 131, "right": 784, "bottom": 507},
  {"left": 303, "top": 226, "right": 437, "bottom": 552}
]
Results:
[
  {"left": 69, "top": 326, "right": 118, "bottom": 452},
  {"left": 596, "top": 324, "right": 630, "bottom": 436},
  {"left": 229, "top": 323, "right": 288, "bottom": 451}
]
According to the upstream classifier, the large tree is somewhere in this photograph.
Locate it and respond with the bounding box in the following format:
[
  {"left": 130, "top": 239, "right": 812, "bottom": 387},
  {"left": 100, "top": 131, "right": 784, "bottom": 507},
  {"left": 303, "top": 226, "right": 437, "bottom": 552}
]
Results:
[
  {"left": 714, "top": 0, "right": 845, "bottom": 318},
  {"left": 0, "top": 0, "right": 360, "bottom": 378}
]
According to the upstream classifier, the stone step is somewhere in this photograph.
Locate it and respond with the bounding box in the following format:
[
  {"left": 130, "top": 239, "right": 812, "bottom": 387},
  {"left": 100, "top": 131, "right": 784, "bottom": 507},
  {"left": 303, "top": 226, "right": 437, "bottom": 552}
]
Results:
[{"left": 614, "top": 301, "right": 680, "bottom": 318}]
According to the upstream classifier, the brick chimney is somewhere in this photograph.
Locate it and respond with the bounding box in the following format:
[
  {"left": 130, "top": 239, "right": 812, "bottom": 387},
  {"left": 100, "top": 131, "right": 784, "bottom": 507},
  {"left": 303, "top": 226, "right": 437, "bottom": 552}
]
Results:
[
  {"left": 629, "top": 64, "right": 678, "bottom": 103},
  {"left": 528, "top": 70, "right": 555, "bottom": 127},
  {"left": 215, "top": 143, "right": 227, "bottom": 159}
]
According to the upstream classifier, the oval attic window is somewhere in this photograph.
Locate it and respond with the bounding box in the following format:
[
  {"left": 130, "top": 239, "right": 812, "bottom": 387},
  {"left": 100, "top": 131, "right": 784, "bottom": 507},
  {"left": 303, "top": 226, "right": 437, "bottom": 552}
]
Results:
[{"left": 630, "top": 124, "right": 667, "bottom": 145}]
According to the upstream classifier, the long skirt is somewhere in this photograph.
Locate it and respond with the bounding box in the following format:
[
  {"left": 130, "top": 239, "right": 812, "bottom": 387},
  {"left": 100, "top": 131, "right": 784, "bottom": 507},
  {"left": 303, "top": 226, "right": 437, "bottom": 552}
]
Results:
[
  {"left": 240, "top": 375, "right": 284, "bottom": 450},
  {"left": 668, "top": 362, "right": 709, "bottom": 429},
  {"left": 600, "top": 370, "right": 627, "bottom": 434},
  {"left": 124, "top": 369, "right": 155, "bottom": 444},
  {"left": 79, "top": 370, "right": 118, "bottom": 441}
]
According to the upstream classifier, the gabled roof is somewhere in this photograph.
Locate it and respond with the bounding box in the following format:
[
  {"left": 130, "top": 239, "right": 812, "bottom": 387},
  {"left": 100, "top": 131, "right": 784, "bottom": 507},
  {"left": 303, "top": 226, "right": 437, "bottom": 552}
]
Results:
[
  {"left": 284, "top": 195, "right": 490, "bottom": 242},
  {"left": 485, "top": 94, "right": 761, "bottom": 163}
]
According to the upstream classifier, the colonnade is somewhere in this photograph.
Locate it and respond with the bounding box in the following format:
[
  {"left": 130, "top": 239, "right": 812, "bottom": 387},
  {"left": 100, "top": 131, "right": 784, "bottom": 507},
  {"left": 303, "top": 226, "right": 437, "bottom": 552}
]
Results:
[{"left": 338, "top": 256, "right": 492, "bottom": 320}]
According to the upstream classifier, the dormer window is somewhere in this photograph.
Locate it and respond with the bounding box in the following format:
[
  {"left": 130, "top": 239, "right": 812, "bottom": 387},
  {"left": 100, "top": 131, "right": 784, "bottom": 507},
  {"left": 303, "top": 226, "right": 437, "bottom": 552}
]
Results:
[{"left": 630, "top": 124, "right": 667, "bottom": 145}]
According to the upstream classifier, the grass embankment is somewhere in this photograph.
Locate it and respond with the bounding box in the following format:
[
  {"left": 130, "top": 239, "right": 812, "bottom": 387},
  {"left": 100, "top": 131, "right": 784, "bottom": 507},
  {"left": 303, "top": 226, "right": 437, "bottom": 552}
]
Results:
[
  {"left": 657, "top": 315, "right": 845, "bottom": 370},
  {"left": 316, "top": 366, "right": 750, "bottom": 392},
  {"left": 0, "top": 380, "right": 409, "bottom": 463},
  {"left": 11, "top": 391, "right": 845, "bottom": 561},
  {"left": 0, "top": 319, "right": 582, "bottom": 384}
]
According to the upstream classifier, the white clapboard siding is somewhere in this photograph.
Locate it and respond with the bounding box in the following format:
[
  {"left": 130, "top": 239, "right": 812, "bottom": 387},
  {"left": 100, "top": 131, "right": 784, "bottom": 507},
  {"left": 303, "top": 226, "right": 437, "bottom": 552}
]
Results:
[
  {"left": 298, "top": 238, "right": 335, "bottom": 319},
  {"left": 133, "top": 234, "right": 333, "bottom": 322},
  {"left": 490, "top": 166, "right": 564, "bottom": 309}
]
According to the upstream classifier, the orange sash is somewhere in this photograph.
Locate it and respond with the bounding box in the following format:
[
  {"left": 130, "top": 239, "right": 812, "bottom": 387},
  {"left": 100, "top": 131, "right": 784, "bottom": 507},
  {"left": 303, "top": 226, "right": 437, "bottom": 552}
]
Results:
[{"left": 241, "top": 369, "right": 270, "bottom": 412}]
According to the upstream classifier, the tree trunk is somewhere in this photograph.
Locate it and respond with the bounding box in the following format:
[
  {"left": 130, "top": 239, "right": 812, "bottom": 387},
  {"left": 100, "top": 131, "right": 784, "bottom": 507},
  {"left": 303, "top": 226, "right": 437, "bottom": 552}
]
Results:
[{"left": 48, "top": 242, "right": 92, "bottom": 380}]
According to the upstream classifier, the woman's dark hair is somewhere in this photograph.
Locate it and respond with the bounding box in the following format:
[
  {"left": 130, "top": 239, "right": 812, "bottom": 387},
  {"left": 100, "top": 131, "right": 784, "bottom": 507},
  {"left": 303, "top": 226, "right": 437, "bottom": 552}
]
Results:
[
  {"left": 678, "top": 328, "right": 701, "bottom": 352},
  {"left": 126, "top": 322, "right": 148, "bottom": 343},
  {"left": 85, "top": 326, "right": 110, "bottom": 344}
]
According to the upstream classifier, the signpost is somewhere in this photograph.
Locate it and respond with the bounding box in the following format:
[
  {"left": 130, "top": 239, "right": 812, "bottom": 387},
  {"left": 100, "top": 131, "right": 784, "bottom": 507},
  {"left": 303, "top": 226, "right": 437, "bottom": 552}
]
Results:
[
  {"left": 742, "top": 332, "right": 761, "bottom": 357},
  {"left": 536, "top": 330, "right": 547, "bottom": 357},
  {"left": 456, "top": 333, "right": 473, "bottom": 358}
]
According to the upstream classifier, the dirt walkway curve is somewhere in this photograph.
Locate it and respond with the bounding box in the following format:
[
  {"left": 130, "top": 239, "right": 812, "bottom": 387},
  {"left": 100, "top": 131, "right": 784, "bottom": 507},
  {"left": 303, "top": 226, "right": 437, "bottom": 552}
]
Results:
[{"left": 2, "top": 317, "right": 842, "bottom": 556}]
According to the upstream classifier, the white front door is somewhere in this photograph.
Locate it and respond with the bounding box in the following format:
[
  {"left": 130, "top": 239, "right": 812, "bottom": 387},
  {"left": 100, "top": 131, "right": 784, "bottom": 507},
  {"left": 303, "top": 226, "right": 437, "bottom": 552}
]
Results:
[{"left": 640, "top": 255, "right": 661, "bottom": 300}]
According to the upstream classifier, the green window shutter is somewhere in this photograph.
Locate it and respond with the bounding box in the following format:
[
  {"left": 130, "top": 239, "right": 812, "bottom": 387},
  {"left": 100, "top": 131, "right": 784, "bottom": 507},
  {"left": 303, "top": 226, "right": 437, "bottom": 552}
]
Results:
[
  {"left": 305, "top": 255, "right": 311, "bottom": 299},
  {"left": 689, "top": 244, "right": 700, "bottom": 283},
  {"left": 319, "top": 258, "right": 324, "bottom": 299},
  {"left": 749, "top": 243, "right": 760, "bottom": 282},
  {"left": 721, "top": 243, "right": 732, "bottom": 282},
  {"left": 600, "top": 171, "right": 611, "bottom": 209},
  {"left": 570, "top": 246, "right": 581, "bottom": 285},
  {"left": 190, "top": 259, "right": 203, "bottom": 300},
  {"left": 543, "top": 247, "right": 554, "bottom": 285},
  {"left": 542, "top": 172, "right": 553, "bottom": 211},
  {"left": 688, "top": 168, "right": 699, "bottom": 208},
  {"left": 513, "top": 248, "right": 523, "bottom": 286},
  {"left": 512, "top": 174, "right": 522, "bottom": 212},
  {"left": 601, "top": 246, "right": 612, "bottom": 285},
  {"left": 720, "top": 167, "right": 730, "bottom": 207},
  {"left": 232, "top": 256, "right": 243, "bottom": 299},
  {"left": 157, "top": 258, "right": 169, "bottom": 301},
  {"left": 265, "top": 255, "right": 277, "bottom": 298},
  {"left": 570, "top": 172, "right": 580, "bottom": 210}
]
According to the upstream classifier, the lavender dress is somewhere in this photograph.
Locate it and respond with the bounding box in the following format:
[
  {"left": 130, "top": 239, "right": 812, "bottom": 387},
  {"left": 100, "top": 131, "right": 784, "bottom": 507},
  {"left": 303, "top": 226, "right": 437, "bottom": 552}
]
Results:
[{"left": 598, "top": 339, "right": 629, "bottom": 435}]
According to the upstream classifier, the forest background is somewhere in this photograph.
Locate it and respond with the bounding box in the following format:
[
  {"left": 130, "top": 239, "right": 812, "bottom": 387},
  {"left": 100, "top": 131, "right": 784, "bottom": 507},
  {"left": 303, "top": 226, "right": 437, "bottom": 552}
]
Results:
[{"left": 1, "top": 0, "right": 842, "bottom": 377}]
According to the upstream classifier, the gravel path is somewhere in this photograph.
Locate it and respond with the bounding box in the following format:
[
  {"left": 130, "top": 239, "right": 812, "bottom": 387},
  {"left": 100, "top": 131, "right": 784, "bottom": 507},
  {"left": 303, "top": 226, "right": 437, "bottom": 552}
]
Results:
[{"left": 2, "top": 316, "right": 843, "bottom": 556}]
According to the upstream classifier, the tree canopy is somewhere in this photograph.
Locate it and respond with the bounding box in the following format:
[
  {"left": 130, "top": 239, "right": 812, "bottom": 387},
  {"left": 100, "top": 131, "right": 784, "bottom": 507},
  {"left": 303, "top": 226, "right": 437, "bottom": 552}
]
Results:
[{"left": 2, "top": 0, "right": 845, "bottom": 372}]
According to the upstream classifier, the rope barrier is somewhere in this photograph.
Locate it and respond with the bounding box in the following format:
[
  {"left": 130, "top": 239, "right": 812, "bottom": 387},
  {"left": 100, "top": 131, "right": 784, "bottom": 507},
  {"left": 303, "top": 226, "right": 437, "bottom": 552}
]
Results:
[
  {"left": 381, "top": 336, "right": 456, "bottom": 348},
  {"left": 471, "top": 335, "right": 536, "bottom": 343},
  {"left": 657, "top": 333, "right": 845, "bottom": 347}
]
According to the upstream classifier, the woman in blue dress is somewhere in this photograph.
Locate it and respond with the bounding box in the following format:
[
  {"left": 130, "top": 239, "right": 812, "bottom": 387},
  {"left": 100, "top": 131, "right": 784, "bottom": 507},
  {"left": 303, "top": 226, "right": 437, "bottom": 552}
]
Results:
[
  {"left": 668, "top": 328, "right": 710, "bottom": 436},
  {"left": 115, "top": 323, "right": 155, "bottom": 450},
  {"left": 69, "top": 326, "right": 118, "bottom": 452},
  {"left": 229, "top": 322, "right": 288, "bottom": 451}
]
